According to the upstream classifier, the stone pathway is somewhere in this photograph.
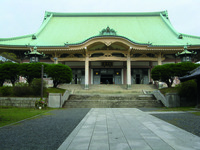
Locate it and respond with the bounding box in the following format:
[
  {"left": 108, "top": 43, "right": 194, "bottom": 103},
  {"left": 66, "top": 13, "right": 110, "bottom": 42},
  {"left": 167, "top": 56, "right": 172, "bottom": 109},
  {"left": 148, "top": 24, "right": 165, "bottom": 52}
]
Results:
[{"left": 58, "top": 108, "right": 200, "bottom": 150}]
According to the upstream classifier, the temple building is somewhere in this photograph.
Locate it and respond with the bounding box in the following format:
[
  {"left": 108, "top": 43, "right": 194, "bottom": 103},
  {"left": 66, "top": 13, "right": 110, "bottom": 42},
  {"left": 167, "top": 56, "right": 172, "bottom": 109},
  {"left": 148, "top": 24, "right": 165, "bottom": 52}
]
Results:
[{"left": 0, "top": 11, "right": 200, "bottom": 89}]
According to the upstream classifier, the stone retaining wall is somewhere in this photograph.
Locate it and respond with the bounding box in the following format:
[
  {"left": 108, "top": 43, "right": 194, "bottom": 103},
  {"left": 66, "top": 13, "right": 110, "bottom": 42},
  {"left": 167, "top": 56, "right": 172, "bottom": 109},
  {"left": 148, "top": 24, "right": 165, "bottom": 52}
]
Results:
[{"left": 0, "top": 97, "right": 47, "bottom": 108}]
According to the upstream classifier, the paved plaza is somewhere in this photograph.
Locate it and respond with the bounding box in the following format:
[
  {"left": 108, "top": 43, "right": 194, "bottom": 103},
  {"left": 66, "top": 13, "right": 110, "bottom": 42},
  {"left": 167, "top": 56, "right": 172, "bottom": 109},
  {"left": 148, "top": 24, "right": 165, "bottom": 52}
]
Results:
[{"left": 58, "top": 108, "right": 200, "bottom": 150}]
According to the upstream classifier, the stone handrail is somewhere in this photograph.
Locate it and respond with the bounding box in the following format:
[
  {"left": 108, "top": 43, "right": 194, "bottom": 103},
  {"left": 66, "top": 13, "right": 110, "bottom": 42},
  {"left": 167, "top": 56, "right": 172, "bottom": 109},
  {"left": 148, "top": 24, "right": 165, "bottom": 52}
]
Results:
[
  {"left": 61, "top": 91, "right": 70, "bottom": 105},
  {"left": 48, "top": 90, "right": 71, "bottom": 108},
  {"left": 152, "top": 90, "right": 180, "bottom": 107},
  {"left": 152, "top": 90, "right": 168, "bottom": 107}
]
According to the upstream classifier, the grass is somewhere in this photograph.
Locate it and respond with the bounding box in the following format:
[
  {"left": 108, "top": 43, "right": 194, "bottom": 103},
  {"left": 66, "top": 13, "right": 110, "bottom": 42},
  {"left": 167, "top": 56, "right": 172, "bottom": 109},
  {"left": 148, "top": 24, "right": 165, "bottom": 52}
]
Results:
[
  {"left": 191, "top": 111, "right": 200, "bottom": 116},
  {"left": 44, "top": 87, "right": 66, "bottom": 97},
  {"left": 45, "top": 87, "right": 66, "bottom": 94},
  {"left": 0, "top": 107, "right": 54, "bottom": 127},
  {"left": 159, "top": 87, "right": 179, "bottom": 95},
  {"left": 155, "top": 107, "right": 194, "bottom": 111}
]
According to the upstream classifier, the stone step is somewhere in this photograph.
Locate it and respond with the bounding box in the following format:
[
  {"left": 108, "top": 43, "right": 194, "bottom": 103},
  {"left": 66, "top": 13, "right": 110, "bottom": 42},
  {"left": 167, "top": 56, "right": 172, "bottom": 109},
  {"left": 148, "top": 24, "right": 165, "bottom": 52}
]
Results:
[
  {"left": 68, "top": 94, "right": 156, "bottom": 101},
  {"left": 62, "top": 94, "right": 162, "bottom": 108},
  {"left": 63, "top": 100, "right": 163, "bottom": 108}
]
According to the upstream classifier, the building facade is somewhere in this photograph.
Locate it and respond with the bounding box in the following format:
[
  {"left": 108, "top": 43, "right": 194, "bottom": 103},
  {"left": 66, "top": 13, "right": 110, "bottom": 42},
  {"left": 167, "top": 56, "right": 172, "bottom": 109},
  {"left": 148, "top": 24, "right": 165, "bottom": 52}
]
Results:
[{"left": 0, "top": 11, "right": 200, "bottom": 89}]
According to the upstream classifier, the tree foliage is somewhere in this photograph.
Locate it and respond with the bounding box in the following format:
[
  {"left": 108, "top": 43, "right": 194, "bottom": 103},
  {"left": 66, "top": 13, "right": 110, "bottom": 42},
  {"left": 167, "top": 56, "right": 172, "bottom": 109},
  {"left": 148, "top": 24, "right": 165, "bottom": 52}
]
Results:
[
  {"left": 0, "top": 64, "right": 7, "bottom": 86},
  {"left": 18, "top": 63, "right": 44, "bottom": 85},
  {"left": 151, "top": 62, "right": 200, "bottom": 87},
  {"left": 46, "top": 64, "right": 72, "bottom": 88},
  {"left": 0, "top": 52, "right": 18, "bottom": 63},
  {"left": 173, "top": 62, "right": 200, "bottom": 77},
  {"left": 0, "top": 63, "right": 19, "bottom": 86},
  {"left": 151, "top": 63, "right": 175, "bottom": 87},
  {"left": 0, "top": 62, "right": 72, "bottom": 88},
  {"left": 2, "top": 63, "right": 19, "bottom": 86}
]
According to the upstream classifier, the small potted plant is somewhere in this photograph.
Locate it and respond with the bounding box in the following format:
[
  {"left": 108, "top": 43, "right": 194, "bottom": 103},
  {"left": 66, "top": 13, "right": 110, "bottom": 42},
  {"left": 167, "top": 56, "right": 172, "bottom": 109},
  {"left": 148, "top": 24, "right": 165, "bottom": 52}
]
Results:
[{"left": 35, "top": 98, "right": 47, "bottom": 109}]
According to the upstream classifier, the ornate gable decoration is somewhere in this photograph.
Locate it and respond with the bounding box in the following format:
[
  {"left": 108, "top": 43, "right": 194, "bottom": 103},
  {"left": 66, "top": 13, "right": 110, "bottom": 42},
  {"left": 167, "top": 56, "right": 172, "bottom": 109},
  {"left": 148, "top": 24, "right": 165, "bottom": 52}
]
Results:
[{"left": 99, "top": 26, "right": 117, "bottom": 36}]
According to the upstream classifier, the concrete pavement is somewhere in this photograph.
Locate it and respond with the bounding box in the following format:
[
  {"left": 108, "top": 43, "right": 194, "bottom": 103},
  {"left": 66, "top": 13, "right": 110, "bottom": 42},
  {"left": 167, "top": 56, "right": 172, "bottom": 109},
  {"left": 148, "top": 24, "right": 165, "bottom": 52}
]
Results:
[{"left": 58, "top": 108, "right": 200, "bottom": 150}]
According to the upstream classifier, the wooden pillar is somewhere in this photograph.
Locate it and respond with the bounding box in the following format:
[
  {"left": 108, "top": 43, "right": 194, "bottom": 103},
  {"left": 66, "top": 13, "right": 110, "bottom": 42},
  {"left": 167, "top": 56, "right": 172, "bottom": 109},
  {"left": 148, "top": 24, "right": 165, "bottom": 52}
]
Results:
[
  {"left": 158, "top": 52, "right": 162, "bottom": 65},
  {"left": 127, "top": 47, "right": 132, "bottom": 89}
]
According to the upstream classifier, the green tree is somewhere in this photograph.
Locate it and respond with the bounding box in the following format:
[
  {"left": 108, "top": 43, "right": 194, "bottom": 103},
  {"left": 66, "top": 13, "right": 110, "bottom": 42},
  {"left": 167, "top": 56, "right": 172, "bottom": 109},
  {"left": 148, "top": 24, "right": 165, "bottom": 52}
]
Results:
[
  {"left": 1, "top": 62, "right": 19, "bottom": 86},
  {"left": 0, "top": 52, "right": 19, "bottom": 63},
  {"left": 151, "top": 63, "right": 175, "bottom": 87},
  {"left": 18, "top": 63, "right": 45, "bottom": 85},
  {"left": 151, "top": 62, "right": 200, "bottom": 87},
  {"left": 173, "top": 62, "right": 200, "bottom": 77},
  {"left": 46, "top": 64, "right": 72, "bottom": 88},
  {"left": 0, "top": 64, "right": 7, "bottom": 86}
]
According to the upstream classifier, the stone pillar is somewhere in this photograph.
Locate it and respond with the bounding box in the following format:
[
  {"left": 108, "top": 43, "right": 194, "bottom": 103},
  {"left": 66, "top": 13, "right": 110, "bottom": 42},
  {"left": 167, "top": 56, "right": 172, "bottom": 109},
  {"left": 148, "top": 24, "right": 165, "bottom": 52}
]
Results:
[
  {"left": 158, "top": 52, "right": 162, "bottom": 65},
  {"left": 127, "top": 48, "right": 132, "bottom": 89},
  {"left": 85, "top": 54, "right": 89, "bottom": 89}
]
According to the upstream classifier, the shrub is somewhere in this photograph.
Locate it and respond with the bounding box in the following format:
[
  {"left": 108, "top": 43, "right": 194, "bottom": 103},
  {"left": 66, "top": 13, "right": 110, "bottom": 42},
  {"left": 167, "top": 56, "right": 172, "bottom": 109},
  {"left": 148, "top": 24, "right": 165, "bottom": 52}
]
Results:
[
  {"left": 13, "top": 83, "right": 32, "bottom": 97},
  {"left": 30, "top": 78, "right": 47, "bottom": 96},
  {"left": 15, "top": 82, "right": 29, "bottom": 87},
  {"left": 12, "top": 79, "right": 47, "bottom": 97},
  {"left": 177, "top": 79, "right": 197, "bottom": 100},
  {"left": 0, "top": 86, "right": 13, "bottom": 96}
]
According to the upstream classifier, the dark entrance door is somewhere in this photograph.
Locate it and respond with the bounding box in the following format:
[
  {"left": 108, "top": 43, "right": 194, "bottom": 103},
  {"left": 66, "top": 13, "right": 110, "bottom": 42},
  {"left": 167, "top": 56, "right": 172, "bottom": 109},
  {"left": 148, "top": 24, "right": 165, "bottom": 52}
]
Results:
[
  {"left": 75, "top": 74, "right": 77, "bottom": 84},
  {"left": 101, "top": 75, "right": 113, "bottom": 84},
  {"left": 136, "top": 74, "right": 140, "bottom": 84}
]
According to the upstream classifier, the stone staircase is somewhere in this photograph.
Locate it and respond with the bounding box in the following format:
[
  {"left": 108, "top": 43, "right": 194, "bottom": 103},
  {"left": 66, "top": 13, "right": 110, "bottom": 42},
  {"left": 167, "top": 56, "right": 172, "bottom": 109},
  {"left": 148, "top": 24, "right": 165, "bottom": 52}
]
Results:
[
  {"left": 62, "top": 93, "right": 163, "bottom": 108},
  {"left": 60, "top": 84, "right": 163, "bottom": 108}
]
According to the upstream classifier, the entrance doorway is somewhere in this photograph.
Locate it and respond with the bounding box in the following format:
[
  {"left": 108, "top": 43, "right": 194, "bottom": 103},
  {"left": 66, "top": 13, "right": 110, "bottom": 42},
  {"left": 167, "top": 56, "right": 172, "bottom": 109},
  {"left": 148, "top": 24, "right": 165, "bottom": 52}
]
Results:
[
  {"left": 101, "top": 75, "right": 113, "bottom": 84},
  {"left": 131, "top": 68, "right": 149, "bottom": 84},
  {"left": 72, "top": 69, "right": 85, "bottom": 84},
  {"left": 75, "top": 74, "right": 77, "bottom": 84},
  {"left": 93, "top": 68, "right": 121, "bottom": 84},
  {"left": 136, "top": 74, "right": 140, "bottom": 84}
]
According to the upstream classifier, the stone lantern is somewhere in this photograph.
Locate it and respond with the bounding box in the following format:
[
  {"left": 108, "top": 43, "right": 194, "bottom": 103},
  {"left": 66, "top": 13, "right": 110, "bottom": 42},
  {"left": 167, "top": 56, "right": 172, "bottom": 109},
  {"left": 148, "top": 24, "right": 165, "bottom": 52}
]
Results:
[
  {"left": 175, "top": 46, "right": 196, "bottom": 62},
  {"left": 25, "top": 46, "right": 45, "bottom": 63}
]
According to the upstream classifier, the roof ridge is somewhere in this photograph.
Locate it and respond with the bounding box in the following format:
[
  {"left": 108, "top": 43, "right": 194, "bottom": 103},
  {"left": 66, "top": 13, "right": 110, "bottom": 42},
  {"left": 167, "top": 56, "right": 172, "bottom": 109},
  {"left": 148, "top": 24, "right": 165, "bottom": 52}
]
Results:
[{"left": 45, "top": 11, "right": 166, "bottom": 17}]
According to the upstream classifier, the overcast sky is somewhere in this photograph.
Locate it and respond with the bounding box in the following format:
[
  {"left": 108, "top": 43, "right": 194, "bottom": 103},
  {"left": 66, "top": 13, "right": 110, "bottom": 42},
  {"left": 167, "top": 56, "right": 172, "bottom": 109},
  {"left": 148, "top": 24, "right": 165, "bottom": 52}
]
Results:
[{"left": 0, "top": 0, "right": 200, "bottom": 38}]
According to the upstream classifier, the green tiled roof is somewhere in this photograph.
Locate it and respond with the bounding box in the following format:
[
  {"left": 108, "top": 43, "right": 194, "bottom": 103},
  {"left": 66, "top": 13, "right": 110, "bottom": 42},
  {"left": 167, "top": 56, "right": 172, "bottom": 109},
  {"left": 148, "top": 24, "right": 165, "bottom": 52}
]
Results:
[{"left": 0, "top": 11, "right": 200, "bottom": 47}]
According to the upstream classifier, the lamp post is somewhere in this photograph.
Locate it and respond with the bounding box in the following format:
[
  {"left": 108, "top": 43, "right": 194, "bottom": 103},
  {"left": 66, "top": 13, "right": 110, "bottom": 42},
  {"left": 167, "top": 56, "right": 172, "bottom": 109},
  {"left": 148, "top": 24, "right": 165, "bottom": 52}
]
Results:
[
  {"left": 25, "top": 46, "right": 45, "bottom": 99},
  {"left": 175, "top": 46, "right": 197, "bottom": 62}
]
